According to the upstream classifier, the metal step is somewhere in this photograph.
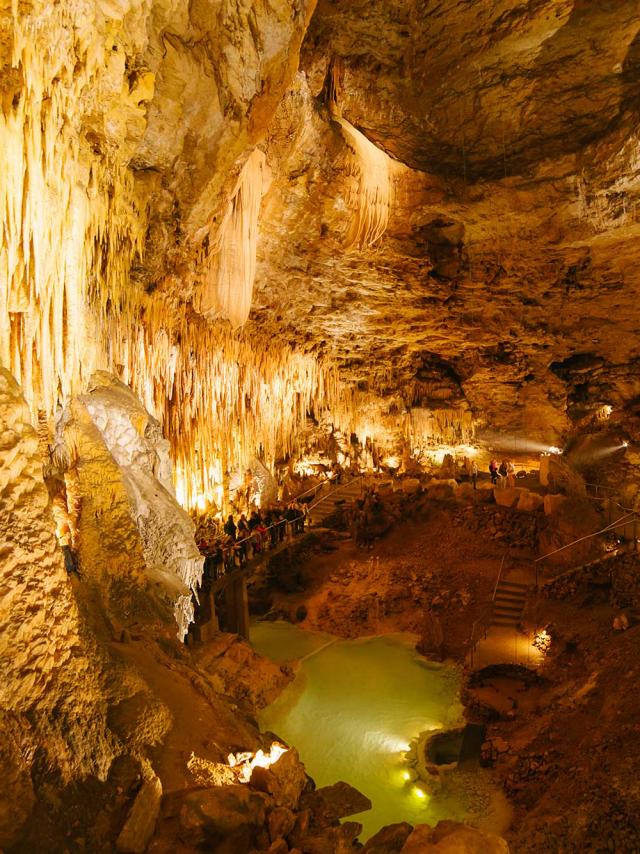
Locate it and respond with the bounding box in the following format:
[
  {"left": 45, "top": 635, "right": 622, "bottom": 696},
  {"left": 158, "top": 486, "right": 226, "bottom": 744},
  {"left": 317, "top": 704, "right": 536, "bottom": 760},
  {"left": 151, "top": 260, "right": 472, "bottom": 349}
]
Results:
[
  {"left": 498, "top": 580, "right": 530, "bottom": 590},
  {"left": 494, "top": 596, "right": 526, "bottom": 608},
  {"left": 494, "top": 604, "right": 523, "bottom": 615}
]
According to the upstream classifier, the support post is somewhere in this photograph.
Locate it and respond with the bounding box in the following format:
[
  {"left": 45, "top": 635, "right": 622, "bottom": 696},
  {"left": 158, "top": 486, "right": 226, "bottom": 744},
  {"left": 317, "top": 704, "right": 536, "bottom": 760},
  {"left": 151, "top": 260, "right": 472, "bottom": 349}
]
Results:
[{"left": 231, "top": 574, "right": 250, "bottom": 640}]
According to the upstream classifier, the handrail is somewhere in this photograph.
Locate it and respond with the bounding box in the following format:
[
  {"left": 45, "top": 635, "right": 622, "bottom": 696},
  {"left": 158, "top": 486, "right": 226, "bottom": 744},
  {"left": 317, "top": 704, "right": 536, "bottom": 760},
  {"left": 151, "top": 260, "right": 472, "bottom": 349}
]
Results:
[
  {"left": 492, "top": 551, "right": 508, "bottom": 601},
  {"left": 468, "top": 550, "right": 509, "bottom": 668},
  {"left": 204, "top": 475, "right": 365, "bottom": 573},
  {"left": 534, "top": 511, "right": 638, "bottom": 564},
  {"left": 308, "top": 474, "right": 364, "bottom": 513}
]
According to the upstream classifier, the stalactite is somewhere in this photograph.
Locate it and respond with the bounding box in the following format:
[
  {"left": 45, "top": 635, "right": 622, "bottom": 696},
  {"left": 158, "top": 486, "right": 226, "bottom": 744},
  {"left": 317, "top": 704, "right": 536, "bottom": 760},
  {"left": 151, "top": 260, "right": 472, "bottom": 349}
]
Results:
[
  {"left": 336, "top": 118, "right": 393, "bottom": 249},
  {"left": 324, "top": 60, "right": 394, "bottom": 249},
  {"left": 408, "top": 407, "right": 475, "bottom": 448},
  {"left": 197, "top": 150, "right": 267, "bottom": 329},
  {"left": 99, "top": 298, "right": 349, "bottom": 510},
  {"left": 0, "top": 3, "right": 147, "bottom": 420},
  {"left": 0, "top": 6, "right": 368, "bottom": 518}
]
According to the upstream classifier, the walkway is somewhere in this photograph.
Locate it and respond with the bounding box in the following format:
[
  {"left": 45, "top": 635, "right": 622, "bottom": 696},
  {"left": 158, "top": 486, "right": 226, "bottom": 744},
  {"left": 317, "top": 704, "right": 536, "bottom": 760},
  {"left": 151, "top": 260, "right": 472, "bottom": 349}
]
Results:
[
  {"left": 468, "top": 560, "right": 543, "bottom": 670},
  {"left": 192, "top": 476, "right": 365, "bottom": 642},
  {"left": 309, "top": 477, "right": 364, "bottom": 526}
]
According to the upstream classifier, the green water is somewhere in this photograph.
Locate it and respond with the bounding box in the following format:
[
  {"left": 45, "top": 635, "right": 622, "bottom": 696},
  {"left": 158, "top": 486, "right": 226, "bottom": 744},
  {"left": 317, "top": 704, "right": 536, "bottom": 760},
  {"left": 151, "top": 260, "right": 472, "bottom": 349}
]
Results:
[{"left": 251, "top": 621, "right": 509, "bottom": 840}]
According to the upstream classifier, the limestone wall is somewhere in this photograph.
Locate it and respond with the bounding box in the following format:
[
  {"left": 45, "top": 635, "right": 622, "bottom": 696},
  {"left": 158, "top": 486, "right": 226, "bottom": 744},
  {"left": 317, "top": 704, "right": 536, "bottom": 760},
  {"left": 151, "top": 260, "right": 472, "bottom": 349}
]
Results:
[{"left": 0, "top": 369, "right": 116, "bottom": 844}]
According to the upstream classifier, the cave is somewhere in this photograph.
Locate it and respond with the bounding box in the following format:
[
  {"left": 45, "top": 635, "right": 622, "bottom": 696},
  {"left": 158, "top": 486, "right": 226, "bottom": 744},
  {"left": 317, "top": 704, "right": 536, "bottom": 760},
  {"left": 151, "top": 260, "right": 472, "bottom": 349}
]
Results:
[{"left": 2, "top": 2, "right": 640, "bottom": 853}]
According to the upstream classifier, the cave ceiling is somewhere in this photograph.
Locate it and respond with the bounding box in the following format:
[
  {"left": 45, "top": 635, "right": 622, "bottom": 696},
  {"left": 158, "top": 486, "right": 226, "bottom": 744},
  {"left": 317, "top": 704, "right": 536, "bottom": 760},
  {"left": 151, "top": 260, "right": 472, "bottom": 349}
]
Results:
[
  {"left": 3, "top": 0, "right": 640, "bottom": 446},
  {"left": 248, "top": 0, "right": 640, "bottom": 441}
]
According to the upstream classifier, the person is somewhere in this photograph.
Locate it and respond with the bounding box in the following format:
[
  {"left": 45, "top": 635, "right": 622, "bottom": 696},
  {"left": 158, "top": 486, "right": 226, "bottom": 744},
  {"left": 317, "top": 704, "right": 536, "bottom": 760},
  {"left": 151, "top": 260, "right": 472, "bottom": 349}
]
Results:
[
  {"left": 277, "top": 508, "right": 287, "bottom": 543},
  {"left": 236, "top": 514, "right": 249, "bottom": 562},
  {"left": 255, "top": 516, "right": 268, "bottom": 552},
  {"left": 59, "top": 523, "right": 80, "bottom": 577},
  {"left": 264, "top": 510, "right": 277, "bottom": 549},
  {"left": 211, "top": 543, "right": 224, "bottom": 579},
  {"left": 223, "top": 514, "right": 236, "bottom": 541},
  {"left": 285, "top": 502, "right": 297, "bottom": 540},
  {"left": 489, "top": 460, "right": 498, "bottom": 484},
  {"left": 499, "top": 459, "right": 508, "bottom": 479},
  {"left": 506, "top": 459, "right": 516, "bottom": 488},
  {"left": 471, "top": 461, "right": 478, "bottom": 489}
]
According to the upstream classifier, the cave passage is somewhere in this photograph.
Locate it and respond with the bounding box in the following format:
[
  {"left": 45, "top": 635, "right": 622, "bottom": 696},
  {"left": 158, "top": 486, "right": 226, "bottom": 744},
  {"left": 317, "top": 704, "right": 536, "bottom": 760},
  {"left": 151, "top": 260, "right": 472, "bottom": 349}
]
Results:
[{"left": 251, "top": 621, "right": 509, "bottom": 840}]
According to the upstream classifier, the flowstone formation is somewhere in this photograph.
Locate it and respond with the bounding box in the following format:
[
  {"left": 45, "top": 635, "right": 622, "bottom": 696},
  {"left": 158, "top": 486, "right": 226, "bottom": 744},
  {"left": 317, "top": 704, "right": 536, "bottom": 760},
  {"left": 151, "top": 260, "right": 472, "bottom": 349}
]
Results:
[{"left": 0, "top": 369, "right": 114, "bottom": 846}]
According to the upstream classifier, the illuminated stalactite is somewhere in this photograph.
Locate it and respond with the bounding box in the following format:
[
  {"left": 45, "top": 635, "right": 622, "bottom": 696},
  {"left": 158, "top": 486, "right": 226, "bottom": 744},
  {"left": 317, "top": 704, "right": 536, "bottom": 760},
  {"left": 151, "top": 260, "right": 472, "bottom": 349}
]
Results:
[
  {"left": 102, "top": 300, "right": 349, "bottom": 510},
  {"left": 325, "top": 59, "right": 394, "bottom": 249},
  {"left": 408, "top": 407, "right": 475, "bottom": 449},
  {"left": 335, "top": 117, "right": 393, "bottom": 249},
  {"left": 198, "top": 150, "right": 268, "bottom": 329},
  {"left": 0, "top": 5, "right": 349, "bottom": 512},
  {"left": 0, "top": 3, "right": 148, "bottom": 418}
]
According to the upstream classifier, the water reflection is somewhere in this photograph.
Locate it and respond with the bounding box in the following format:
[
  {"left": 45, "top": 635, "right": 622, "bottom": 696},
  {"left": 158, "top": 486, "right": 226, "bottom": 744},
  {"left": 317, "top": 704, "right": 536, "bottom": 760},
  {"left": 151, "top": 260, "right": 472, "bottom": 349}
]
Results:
[{"left": 251, "top": 621, "right": 509, "bottom": 840}]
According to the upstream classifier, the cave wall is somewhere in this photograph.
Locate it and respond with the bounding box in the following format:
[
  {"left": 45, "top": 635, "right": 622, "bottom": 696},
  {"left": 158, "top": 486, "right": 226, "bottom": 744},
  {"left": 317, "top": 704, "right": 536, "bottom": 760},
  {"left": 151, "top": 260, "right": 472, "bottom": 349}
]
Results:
[{"left": 0, "top": 369, "right": 118, "bottom": 845}]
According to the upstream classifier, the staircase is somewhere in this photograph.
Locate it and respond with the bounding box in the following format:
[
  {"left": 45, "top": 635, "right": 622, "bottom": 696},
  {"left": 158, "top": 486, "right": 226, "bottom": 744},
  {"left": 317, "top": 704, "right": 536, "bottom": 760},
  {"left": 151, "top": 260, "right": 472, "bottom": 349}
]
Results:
[
  {"left": 491, "top": 578, "right": 529, "bottom": 628},
  {"left": 310, "top": 478, "right": 364, "bottom": 526}
]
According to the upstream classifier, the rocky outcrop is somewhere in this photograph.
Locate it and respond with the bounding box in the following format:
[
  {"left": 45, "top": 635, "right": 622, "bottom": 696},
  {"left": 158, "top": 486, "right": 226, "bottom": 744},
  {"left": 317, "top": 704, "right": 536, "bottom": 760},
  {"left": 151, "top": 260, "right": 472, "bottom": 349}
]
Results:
[{"left": 0, "top": 369, "right": 115, "bottom": 845}]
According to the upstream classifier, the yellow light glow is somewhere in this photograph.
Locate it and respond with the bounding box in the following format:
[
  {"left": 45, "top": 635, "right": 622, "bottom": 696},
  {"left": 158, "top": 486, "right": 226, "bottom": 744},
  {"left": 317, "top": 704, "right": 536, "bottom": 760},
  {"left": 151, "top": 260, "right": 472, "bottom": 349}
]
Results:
[
  {"left": 227, "top": 743, "right": 288, "bottom": 783},
  {"left": 413, "top": 787, "right": 427, "bottom": 800},
  {"left": 402, "top": 771, "right": 411, "bottom": 781}
]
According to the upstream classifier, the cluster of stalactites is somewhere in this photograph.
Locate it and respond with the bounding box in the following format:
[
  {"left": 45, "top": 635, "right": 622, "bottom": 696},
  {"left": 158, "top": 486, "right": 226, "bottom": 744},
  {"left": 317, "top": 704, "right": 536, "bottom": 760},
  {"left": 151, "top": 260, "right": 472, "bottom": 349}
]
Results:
[
  {"left": 197, "top": 150, "right": 268, "bottom": 329},
  {"left": 408, "top": 407, "right": 475, "bottom": 447},
  {"left": 0, "top": 2, "right": 147, "bottom": 421},
  {"left": 102, "top": 298, "right": 347, "bottom": 511}
]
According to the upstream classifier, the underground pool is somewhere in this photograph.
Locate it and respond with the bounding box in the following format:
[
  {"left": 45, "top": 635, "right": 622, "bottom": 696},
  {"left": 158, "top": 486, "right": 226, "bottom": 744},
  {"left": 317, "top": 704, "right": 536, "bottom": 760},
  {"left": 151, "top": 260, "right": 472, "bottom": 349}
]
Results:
[{"left": 251, "top": 620, "right": 511, "bottom": 840}]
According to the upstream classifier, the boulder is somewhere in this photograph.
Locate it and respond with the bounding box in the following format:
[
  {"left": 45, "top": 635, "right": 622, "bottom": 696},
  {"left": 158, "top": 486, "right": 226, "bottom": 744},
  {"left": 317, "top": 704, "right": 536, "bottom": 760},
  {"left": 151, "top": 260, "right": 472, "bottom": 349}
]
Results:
[
  {"left": 427, "top": 479, "right": 458, "bottom": 501},
  {"left": 268, "top": 806, "right": 296, "bottom": 843},
  {"left": 363, "top": 822, "right": 414, "bottom": 853},
  {"left": 543, "top": 494, "right": 567, "bottom": 516},
  {"left": 517, "top": 490, "right": 544, "bottom": 513},
  {"left": 494, "top": 487, "right": 522, "bottom": 508},
  {"left": 116, "top": 774, "right": 162, "bottom": 854},
  {"left": 250, "top": 748, "right": 308, "bottom": 810},
  {"left": 400, "top": 821, "right": 509, "bottom": 853},
  {"left": 300, "top": 781, "right": 372, "bottom": 827},
  {"left": 401, "top": 478, "right": 422, "bottom": 494},
  {"left": 179, "top": 784, "right": 267, "bottom": 850},
  {"left": 294, "top": 822, "right": 363, "bottom": 854}
]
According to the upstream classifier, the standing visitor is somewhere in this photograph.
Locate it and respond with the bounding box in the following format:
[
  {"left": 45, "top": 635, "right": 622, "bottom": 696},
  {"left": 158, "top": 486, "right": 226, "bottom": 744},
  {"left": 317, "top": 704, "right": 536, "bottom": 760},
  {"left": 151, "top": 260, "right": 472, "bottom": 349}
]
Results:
[
  {"left": 223, "top": 514, "right": 237, "bottom": 541},
  {"left": 489, "top": 460, "right": 499, "bottom": 484},
  {"left": 471, "top": 461, "right": 478, "bottom": 489}
]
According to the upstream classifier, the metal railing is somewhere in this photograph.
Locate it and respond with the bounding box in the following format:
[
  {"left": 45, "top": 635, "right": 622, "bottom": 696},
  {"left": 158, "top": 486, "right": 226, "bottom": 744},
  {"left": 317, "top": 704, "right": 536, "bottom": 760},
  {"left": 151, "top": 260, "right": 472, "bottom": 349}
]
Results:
[
  {"left": 203, "top": 475, "right": 365, "bottom": 577},
  {"left": 534, "top": 510, "right": 638, "bottom": 590},
  {"left": 307, "top": 474, "right": 364, "bottom": 516},
  {"left": 467, "top": 551, "right": 508, "bottom": 669}
]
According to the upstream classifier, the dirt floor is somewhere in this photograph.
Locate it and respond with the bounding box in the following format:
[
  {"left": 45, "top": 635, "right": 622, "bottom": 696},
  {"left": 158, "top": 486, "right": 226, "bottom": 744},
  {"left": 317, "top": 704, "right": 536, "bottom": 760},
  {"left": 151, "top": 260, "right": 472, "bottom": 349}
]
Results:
[{"left": 260, "top": 499, "right": 535, "bottom": 660}]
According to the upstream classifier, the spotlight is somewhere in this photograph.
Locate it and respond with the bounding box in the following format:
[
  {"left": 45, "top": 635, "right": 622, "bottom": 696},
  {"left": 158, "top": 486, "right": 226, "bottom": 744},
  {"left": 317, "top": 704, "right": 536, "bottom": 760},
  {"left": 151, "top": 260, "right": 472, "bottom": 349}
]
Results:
[
  {"left": 413, "top": 787, "right": 427, "bottom": 799},
  {"left": 547, "top": 446, "right": 562, "bottom": 455},
  {"left": 622, "top": 441, "right": 629, "bottom": 448}
]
